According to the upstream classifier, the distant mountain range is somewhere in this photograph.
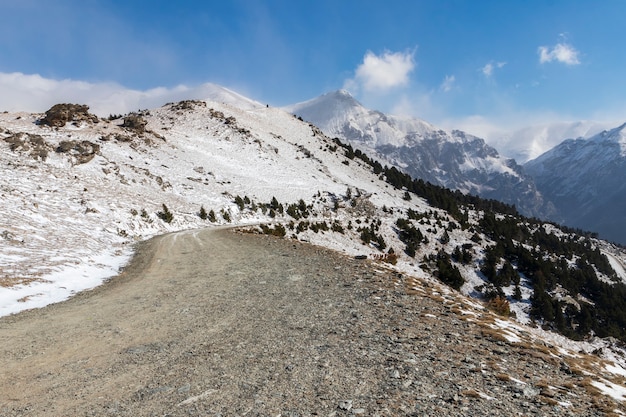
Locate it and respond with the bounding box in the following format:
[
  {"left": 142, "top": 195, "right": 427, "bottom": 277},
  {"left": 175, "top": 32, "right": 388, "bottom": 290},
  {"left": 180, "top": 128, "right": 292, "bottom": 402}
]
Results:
[
  {"left": 492, "top": 121, "right": 610, "bottom": 163},
  {"left": 286, "top": 90, "right": 626, "bottom": 244},
  {"left": 286, "top": 90, "right": 554, "bottom": 219},
  {"left": 524, "top": 123, "right": 626, "bottom": 244}
]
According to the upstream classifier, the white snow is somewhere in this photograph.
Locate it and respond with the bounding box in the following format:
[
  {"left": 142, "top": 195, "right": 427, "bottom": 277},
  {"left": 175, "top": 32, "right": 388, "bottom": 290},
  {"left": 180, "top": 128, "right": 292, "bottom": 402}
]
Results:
[
  {"left": 591, "top": 379, "right": 626, "bottom": 402},
  {"left": 3, "top": 90, "right": 626, "bottom": 406},
  {"left": 606, "top": 364, "right": 626, "bottom": 378}
]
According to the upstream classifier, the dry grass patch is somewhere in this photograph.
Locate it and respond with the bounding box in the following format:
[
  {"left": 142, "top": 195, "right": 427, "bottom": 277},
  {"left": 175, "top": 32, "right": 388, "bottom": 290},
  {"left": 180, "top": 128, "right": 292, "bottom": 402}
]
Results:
[
  {"left": 591, "top": 397, "right": 620, "bottom": 416},
  {"left": 460, "top": 389, "right": 482, "bottom": 398},
  {"left": 486, "top": 296, "right": 510, "bottom": 316},
  {"left": 405, "top": 287, "right": 426, "bottom": 296},
  {"left": 371, "top": 252, "right": 398, "bottom": 265},
  {"left": 0, "top": 276, "right": 47, "bottom": 288},
  {"left": 495, "top": 372, "right": 511, "bottom": 382},
  {"left": 539, "top": 396, "right": 560, "bottom": 406},
  {"left": 449, "top": 306, "right": 463, "bottom": 315},
  {"left": 426, "top": 294, "right": 445, "bottom": 303},
  {"left": 480, "top": 327, "right": 509, "bottom": 344}
]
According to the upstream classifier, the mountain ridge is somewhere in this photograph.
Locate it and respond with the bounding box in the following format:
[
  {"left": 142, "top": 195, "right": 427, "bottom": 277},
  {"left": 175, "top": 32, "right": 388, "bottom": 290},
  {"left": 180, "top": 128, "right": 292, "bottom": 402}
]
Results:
[
  {"left": 3, "top": 90, "right": 626, "bottom": 410},
  {"left": 286, "top": 90, "right": 554, "bottom": 219},
  {"left": 525, "top": 123, "right": 626, "bottom": 244}
]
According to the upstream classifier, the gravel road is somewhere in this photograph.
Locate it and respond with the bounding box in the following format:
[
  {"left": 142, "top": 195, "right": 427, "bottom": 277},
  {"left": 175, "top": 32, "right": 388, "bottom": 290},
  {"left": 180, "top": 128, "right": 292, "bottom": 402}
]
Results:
[{"left": 0, "top": 228, "right": 615, "bottom": 416}]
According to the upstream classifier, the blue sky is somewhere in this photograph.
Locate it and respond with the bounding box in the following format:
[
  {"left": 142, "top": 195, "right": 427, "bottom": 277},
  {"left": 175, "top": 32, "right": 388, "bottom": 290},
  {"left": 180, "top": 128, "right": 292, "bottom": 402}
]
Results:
[{"left": 1, "top": 0, "right": 625, "bottom": 156}]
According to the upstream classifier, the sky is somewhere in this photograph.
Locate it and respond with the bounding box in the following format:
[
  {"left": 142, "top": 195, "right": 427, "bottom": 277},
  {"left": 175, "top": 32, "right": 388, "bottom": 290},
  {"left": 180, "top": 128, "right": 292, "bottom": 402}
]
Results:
[{"left": 1, "top": 0, "right": 625, "bottom": 160}]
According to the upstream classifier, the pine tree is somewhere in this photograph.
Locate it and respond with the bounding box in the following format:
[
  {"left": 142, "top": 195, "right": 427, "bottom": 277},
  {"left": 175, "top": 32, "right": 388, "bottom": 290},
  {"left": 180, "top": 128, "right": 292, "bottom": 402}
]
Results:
[{"left": 157, "top": 204, "right": 173, "bottom": 223}]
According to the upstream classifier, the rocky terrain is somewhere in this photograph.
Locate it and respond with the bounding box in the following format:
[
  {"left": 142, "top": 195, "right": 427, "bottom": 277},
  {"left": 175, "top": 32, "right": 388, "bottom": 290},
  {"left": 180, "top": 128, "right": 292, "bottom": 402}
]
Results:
[
  {"left": 1, "top": 229, "right": 623, "bottom": 416},
  {"left": 2, "top": 93, "right": 626, "bottom": 414}
]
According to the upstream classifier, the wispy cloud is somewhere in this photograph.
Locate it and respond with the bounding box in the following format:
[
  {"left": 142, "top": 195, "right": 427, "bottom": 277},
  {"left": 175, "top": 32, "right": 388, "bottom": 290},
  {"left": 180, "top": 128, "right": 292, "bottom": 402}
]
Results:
[
  {"left": 344, "top": 49, "right": 415, "bottom": 92},
  {"left": 0, "top": 72, "right": 233, "bottom": 116},
  {"left": 440, "top": 75, "right": 455, "bottom": 92},
  {"left": 538, "top": 42, "right": 581, "bottom": 65},
  {"left": 482, "top": 61, "right": 506, "bottom": 77}
]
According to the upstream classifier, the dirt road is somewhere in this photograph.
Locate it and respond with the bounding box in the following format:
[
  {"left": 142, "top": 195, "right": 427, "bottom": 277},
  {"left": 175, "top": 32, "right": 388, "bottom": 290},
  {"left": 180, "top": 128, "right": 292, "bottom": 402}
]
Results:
[{"left": 0, "top": 228, "right": 611, "bottom": 416}]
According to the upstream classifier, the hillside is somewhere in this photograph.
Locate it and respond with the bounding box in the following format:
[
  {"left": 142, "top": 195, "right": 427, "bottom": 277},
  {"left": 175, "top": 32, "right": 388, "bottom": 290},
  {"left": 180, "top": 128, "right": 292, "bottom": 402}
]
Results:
[
  {"left": 525, "top": 123, "right": 626, "bottom": 245},
  {"left": 3, "top": 93, "right": 626, "bottom": 411},
  {"left": 285, "top": 90, "right": 553, "bottom": 219}
]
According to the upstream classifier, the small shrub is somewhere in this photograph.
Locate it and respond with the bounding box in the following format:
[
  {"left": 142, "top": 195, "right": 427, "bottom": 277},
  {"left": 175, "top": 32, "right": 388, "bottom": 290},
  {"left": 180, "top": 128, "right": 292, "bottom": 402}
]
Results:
[
  {"left": 372, "top": 250, "right": 398, "bottom": 265},
  {"left": 140, "top": 208, "right": 151, "bottom": 222},
  {"left": 487, "top": 296, "right": 511, "bottom": 316},
  {"left": 234, "top": 195, "right": 245, "bottom": 211},
  {"left": 259, "top": 223, "right": 286, "bottom": 237},
  {"left": 157, "top": 204, "right": 174, "bottom": 223},
  {"left": 331, "top": 221, "right": 344, "bottom": 234},
  {"left": 296, "top": 221, "right": 309, "bottom": 233},
  {"left": 286, "top": 203, "right": 301, "bottom": 219},
  {"left": 208, "top": 209, "right": 217, "bottom": 222},
  {"left": 435, "top": 251, "right": 464, "bottom": 290},
  {"left": 199, "top": 206, "right": 208, "bottom": 220}
]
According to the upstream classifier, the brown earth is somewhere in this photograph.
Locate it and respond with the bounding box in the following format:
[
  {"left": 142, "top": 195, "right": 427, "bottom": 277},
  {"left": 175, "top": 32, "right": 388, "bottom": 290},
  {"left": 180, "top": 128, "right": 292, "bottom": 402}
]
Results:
[{"left": 0, "top": 228, "right": 617, "bottom": 416}]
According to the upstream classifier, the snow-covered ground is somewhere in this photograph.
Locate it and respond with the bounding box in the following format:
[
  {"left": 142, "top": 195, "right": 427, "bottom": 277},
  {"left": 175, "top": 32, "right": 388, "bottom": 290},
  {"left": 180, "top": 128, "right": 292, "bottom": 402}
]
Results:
[
  {"left": 0, "top": 99, "right": 428, "bottom": 316},
  {"left": 3, "top": 94, "right": 626, "bottom": 405}
]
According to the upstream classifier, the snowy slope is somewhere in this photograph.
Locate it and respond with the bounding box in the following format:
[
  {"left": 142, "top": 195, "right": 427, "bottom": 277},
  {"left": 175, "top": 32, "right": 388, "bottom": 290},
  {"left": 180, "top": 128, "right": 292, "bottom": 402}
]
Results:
[
  {"left": 4, "top": 94, "right": 626, "bottom": 405},
  {"left": 0, "top": 99, "right": 430, "bottom": 316},
  {"left": 286, "top": 90, "right": 552, "bottom": 218},
  {"left": 524, "top": 123, "right": 626, "bottom": 244}
]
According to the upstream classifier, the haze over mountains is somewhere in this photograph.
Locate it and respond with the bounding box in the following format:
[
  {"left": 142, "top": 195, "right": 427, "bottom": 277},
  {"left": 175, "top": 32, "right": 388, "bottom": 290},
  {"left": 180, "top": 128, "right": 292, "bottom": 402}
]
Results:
[
  {"left": 287, "top": 89, "right": 626, "bottom": 244},
  {"left": 524, "top": 123, "right": 626, "bottom": 244},
  {"left": 496, "top": 121, "right": 611, "bottom": 164}
]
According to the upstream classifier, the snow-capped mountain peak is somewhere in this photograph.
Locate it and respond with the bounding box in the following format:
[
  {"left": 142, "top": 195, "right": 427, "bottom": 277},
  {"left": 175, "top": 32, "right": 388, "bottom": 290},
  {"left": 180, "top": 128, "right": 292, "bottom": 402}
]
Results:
[
  {"left": 524, "top": 120, "right": 626, "bottom": 244},
  {"left": 286, "top": 90, "right": 438, "bottom": 149},
  {"left": 593, "top": 122, "right": 626, "bottom": 153},
  {"left": 286, "top": 91, "right": 551, "bottom": 218},
  {"left": 197, "top": 82, "right": 264, "bottom": 110}
]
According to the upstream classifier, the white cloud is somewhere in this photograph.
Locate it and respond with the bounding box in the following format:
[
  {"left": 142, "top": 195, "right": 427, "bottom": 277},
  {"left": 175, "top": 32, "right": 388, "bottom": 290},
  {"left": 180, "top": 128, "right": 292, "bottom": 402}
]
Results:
[
  {"left": 389, "top": 92, "right": 434, "bottom": 118},
  {"left": 439, "top": 109, "right": 618, "bottom": 162},
  {"left": 538, "top": 43, "right": 581, "bottom": 65},
  {"left": 482, "top": 61, "right": 506, "bottom": 77},
  {"left": 344, "top": 50, "right": 415, "bottom": 92},
  {"left": 440, "top": 75, "right": 455, "bottom": 92},
  {"left": 0, "top": 72, "right": 225, "bottom": 116}
]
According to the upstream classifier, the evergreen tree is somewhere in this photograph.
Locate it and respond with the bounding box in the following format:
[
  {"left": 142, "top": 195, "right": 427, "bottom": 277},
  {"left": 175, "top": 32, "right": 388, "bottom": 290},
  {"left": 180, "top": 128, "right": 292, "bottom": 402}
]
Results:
[{"left": 157, "top": 204, "right": 173, "bottom": 223}]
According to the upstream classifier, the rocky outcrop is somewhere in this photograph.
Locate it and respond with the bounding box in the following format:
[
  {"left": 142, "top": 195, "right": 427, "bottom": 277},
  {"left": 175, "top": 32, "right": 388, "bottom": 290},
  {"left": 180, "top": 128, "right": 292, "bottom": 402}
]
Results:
[
  {"left": 55, "top": 140, "right": 100, "bottom": 164},
  {"left": 121, "top": 113, "right": 148, "bottom": 132},
  {"left": 39, "top": 103, "right": 99, "bottom": 127},
  {"left": 3, "top": 132, "right": 50, "bottom": 160}
]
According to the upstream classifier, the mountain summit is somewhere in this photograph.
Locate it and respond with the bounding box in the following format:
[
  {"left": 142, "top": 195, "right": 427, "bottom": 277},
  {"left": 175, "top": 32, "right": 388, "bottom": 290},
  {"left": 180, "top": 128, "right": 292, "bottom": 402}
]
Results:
[
  {"left": 287, "top": 91, "right": 552, "bottom": 218},
  {"left": 525, "top": 122, "right": 626, "bottom": 243},
  {"left": 286, "top": 90, "right": 438, "bottom": 149}
]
